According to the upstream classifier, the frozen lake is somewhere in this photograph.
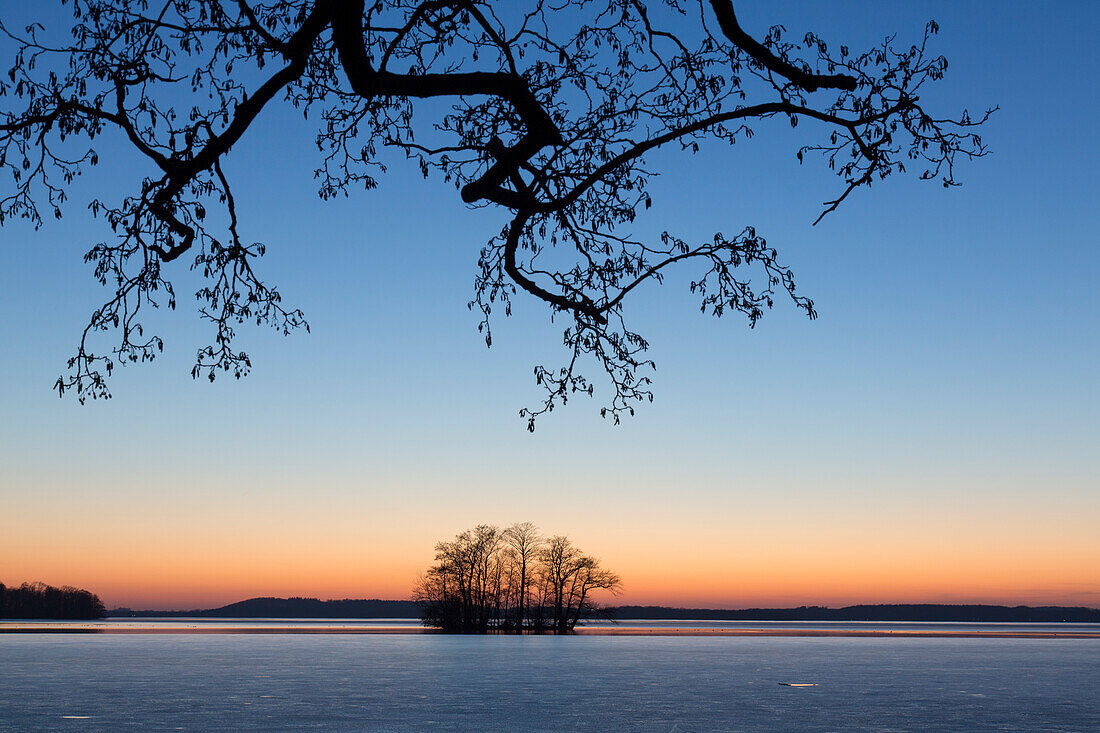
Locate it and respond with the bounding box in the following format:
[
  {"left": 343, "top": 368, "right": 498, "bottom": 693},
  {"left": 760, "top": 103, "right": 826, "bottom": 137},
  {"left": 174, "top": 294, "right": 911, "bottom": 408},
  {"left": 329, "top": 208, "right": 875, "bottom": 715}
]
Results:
[
  {"left": 6, "top": 617, "right": 1099, "bottom": 635},
  {"left": 1, "top": 633, "right": 1098, "bottom": 731}
]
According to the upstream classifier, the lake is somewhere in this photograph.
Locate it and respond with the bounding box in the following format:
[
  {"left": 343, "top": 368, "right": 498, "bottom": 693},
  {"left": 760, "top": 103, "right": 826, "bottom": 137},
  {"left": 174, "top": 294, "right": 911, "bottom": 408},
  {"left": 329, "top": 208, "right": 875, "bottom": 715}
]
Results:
[{"left": 2, "top": 624, "right": 1098, "bottom": 731}]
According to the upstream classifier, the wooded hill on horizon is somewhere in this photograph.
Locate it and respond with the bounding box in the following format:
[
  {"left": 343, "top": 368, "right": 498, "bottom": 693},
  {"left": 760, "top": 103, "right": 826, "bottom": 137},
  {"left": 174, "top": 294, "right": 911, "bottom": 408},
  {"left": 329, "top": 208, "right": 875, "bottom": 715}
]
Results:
[{"left": 107, "top": 597, "right": 1100, "bottom": 623}]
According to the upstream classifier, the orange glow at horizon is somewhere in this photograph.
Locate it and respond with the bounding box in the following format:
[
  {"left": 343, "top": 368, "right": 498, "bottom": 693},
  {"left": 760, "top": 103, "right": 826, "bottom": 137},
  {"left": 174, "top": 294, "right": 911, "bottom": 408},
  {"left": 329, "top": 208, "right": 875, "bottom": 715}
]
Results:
[
  {"left": 6, "top": 549, "right": 1097, "bottom": 611},
  {"left": 3, "top": 473, "right": 1097, "bottom": 611},
  {"left": 4, "top": 511, "right": 1097, "bottom": 610}
]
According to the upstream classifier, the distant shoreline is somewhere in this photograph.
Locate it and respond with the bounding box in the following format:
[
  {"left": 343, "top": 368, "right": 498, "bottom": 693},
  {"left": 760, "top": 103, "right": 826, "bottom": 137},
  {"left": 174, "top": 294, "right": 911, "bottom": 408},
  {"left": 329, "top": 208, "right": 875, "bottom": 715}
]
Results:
[
  {"left": 3, "top": 623, "right": 1099, "bottom": 639},
  {"left": 107, "top": 598, "right": 1100, "bottom": 624}
]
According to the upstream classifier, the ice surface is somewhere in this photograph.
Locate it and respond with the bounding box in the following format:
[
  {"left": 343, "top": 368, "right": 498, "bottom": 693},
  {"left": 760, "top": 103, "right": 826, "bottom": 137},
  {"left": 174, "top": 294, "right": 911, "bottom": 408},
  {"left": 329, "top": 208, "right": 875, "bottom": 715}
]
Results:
[{"left": 1, "top": 634, "right": 1098, "bottom": 731}]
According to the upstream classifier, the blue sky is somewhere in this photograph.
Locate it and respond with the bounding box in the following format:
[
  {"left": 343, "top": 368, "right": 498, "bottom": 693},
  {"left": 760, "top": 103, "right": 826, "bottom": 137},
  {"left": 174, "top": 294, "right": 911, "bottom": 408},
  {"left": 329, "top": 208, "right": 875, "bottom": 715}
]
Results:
[{"left": 0, "top": 1, "right": 1097, "bottom": 608}]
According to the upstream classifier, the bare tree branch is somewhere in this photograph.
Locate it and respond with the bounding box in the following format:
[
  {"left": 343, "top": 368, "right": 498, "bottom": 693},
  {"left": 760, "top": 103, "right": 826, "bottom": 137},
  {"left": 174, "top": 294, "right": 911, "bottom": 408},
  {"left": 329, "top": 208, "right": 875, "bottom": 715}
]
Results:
[{"left": 0, "top": 1, "right": 991, "bottom": 425}]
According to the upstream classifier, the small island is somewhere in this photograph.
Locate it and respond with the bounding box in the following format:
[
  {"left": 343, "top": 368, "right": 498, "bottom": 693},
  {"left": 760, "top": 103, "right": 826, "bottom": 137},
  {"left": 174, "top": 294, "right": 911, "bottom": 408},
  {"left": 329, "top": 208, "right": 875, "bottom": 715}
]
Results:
[{"left": 415, "top": 523, "right": 621, "bottom": 633}]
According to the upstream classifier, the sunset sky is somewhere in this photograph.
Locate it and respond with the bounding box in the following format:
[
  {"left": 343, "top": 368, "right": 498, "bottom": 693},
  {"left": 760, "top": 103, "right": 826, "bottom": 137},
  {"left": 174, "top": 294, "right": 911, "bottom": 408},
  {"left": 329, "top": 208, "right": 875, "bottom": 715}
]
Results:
[{"left": 1, "top": 2, "right": 1097, "bottom": 610}]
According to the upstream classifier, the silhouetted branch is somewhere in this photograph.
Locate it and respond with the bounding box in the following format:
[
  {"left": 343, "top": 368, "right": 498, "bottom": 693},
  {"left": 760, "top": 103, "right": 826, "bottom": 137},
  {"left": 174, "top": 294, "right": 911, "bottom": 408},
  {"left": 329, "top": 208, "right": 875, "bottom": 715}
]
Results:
[
  {"left": 707, "top": 0, "right": 857, "bottom": 92},
  {"left": 0, "top": 1, "right": 991, "bottom": 424}
]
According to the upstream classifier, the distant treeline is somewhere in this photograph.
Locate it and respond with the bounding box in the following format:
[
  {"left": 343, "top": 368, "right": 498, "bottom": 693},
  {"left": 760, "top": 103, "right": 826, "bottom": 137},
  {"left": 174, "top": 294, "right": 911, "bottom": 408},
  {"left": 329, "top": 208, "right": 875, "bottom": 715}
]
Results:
[
  {"left": 609, "top": 604, "right": 1100, "bottom": 623},
  {"left": 107, "top": 599, "right": 1100, "bottom": 623},
  {"left": 0, "top": 582, "right": 106, "bottom": 620},
  {"left": 111, "top": 597, "right": 422, "bottom": 618}
]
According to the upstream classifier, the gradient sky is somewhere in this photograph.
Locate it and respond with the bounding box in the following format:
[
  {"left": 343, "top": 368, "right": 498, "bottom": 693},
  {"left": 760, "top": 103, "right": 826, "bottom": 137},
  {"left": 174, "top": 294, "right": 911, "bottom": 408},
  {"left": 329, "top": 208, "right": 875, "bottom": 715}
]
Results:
[{"left": 1, "top": 2, "right": 1097, "bottom": 610}]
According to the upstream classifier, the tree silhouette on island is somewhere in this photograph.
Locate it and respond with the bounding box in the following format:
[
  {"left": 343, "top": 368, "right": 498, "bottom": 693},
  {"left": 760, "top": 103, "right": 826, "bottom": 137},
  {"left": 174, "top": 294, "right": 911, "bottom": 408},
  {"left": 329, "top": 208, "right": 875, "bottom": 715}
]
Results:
[
  {"left": 0, "top": 1, "right": 990, "bottom": 426},
  {"left": 415, "top": 523, "right": 621, "bottom": 632}
]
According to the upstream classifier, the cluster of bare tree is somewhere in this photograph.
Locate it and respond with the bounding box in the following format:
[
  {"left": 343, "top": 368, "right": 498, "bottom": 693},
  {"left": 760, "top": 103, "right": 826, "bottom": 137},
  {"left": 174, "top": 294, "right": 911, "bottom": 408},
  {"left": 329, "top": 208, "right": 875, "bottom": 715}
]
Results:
[
  {"left": 0, "top": 581, "right": 106, "bottom": 619},
  {"left": 414, "top": 523, "right": 620, "bottom": 633}
]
